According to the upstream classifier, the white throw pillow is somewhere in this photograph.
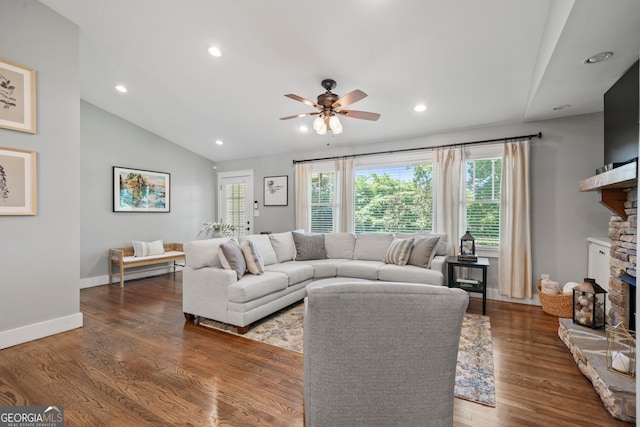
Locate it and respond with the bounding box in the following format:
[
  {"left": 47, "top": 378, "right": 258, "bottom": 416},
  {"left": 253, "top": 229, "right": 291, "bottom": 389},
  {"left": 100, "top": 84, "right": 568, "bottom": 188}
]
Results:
[
  {"left": 132, "top": 239, "right": 165, "bottom": 257},
  {"left": 269, "top": 232, "right": 297, "bottom": 262}
]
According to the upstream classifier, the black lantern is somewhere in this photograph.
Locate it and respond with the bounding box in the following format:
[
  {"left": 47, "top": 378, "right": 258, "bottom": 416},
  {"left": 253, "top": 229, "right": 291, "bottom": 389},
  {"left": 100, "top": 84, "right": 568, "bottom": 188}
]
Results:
[
  {"left": 573, "top": 278, "right": 607, "bottom": 329},
  {"left": 458, "top": 230, "right": 477, "bottom": 262}
]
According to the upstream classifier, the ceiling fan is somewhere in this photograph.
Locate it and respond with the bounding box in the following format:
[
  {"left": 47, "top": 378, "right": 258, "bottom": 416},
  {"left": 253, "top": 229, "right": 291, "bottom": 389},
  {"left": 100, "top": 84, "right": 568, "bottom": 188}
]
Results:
[{"left": 280, "top": 79, "right": 380, "bottom": 135}]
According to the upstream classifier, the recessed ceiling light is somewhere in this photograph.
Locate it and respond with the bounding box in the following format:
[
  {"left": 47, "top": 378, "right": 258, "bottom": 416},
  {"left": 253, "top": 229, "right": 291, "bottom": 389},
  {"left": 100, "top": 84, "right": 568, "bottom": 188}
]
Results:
[
  {"left": 298, "top": 125, "right": 309, "bottom": 133},
  {"left": 115, "top": 85, "right": 127, "bottom": 93},
  {"left": 583, "top": 51, "right": 613, "bottom": 64},
  {"left": 552, "top": 104, "right": 571, "bottom": 111},
  {"left": 215, "top": 140, "right": 223, "bottom": 145},
  {"left": 208, "top": 46, "right": 222, "bottom": 57},
  {"left": 414, "top": 104, "right": 427, "bottom": 112}
]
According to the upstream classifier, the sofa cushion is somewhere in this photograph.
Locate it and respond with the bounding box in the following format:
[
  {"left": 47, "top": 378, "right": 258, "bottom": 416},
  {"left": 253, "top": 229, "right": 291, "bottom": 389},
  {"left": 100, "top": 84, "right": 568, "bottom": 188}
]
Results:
[
  {"left": 184, "top": 237, "right": 230, "bottom": 269},
  {"left": 133, "top": 239, "right": 164, "bottom": 257},
  {"left": 291, "top": 259, "right": 349, "bottom": 278},
  {"left": 219, "top": 240, "right": 246, "bottom": 280},
  {"left": 384, "top": 237, "right": 415, "bottom": 266},
  {"left": 353, "top": 233, "right": 395, "bottom": 261},
  {"left": 396, "top": 232, "right": 448, "bottom": 256},
  {"left": 407, "top": 235, "right": 440, "bottom": 268},
  {"left": 324, "top": 232, "right": 356, "bottom": 259},
  {"left": 227, "top": 271, "right": 289, "bottom": 303},
  {"left": 265, "top": 262, "right": 314, "bottom": 286},
  {"left": 337, "top": 260, "right": 385, "bottom": 280},
  {"left": 241, "top": 234, "right": 278, "bottom": 266},
  {"left": 292, "top": 231, "right": 327, "bottom": 260},
  {"left": 269, "top": 232, "right": 297, "bottom": 262},
  {"left": 378, "top": 264, "right": 444, "bottom": 285},
  {"left": 240, "top": 240, "right": 264, "bottom": 275}
]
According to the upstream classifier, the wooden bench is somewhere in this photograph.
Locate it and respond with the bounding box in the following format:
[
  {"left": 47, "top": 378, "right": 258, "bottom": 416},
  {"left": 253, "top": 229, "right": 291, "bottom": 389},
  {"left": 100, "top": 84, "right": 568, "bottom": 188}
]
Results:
[{"left": 109, "top": 243, "right": 185, "bottom": 287}]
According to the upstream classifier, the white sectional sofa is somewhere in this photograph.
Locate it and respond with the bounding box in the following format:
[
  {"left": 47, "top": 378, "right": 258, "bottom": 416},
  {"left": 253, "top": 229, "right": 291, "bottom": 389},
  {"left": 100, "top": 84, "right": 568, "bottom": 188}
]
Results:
[{"left": 182, "top": 231, "right": 448, "bottom": 333}]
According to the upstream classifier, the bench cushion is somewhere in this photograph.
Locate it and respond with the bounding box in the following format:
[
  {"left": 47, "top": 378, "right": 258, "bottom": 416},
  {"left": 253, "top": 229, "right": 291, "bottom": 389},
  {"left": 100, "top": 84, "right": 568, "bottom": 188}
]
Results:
[{"left": 121, "top": 251, "right": 184, "bottom": 264}]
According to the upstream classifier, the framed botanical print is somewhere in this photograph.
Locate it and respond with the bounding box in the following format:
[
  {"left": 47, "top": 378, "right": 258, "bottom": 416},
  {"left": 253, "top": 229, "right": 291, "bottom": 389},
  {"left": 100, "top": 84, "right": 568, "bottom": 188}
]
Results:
[
  {"left": 0, "top": 146, "right": 37, "bottom": 215},
  {"left": 0, "top": 58, "right": 36, "bottom": 134}
]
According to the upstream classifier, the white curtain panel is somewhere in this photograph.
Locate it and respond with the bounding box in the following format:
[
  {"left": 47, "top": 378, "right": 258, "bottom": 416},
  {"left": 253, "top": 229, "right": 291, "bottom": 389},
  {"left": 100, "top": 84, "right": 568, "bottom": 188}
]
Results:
[
  {"left": 294, "top": 162, "right": 312, "bottom": 231},
  {"left": 335, "top": 158, "right": 354, "bottom": 232},
  {"left": 433, "top": 147, "right": 465, "bottom": 256},
  {"left": 498, "top": 139, "right": 532, "bottom": 298}
]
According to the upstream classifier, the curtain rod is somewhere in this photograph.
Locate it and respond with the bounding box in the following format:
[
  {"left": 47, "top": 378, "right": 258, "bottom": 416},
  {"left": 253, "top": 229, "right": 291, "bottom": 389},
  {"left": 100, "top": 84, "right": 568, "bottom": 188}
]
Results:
[{"left": 292, "top": 131, "right": 542, "bottom": 164}]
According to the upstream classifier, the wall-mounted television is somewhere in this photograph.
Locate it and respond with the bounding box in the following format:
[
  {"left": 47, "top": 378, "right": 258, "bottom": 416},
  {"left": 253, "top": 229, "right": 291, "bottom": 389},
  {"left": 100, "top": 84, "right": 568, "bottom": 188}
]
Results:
[{"left": 604, "top": 60, "right": 639, "bottom": 166}]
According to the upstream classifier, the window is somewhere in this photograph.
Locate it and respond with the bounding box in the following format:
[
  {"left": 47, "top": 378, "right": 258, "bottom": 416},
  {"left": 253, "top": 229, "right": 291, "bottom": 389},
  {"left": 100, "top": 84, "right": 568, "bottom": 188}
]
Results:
[
  {"left": 465, "top": 157, "right": 501, "bottom": 247},
  {"left": 310, "top": 170, "right": 335, "bottom": 233},
  {"left": 354, "top": 162, "right": 433, "bottom": 233}
]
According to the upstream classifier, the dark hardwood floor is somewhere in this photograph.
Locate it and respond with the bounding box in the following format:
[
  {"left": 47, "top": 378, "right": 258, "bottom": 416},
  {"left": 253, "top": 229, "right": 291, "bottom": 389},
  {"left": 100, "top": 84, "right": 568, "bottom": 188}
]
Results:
[{"left": 0, "top": 272, "right": 633, "bottom": 426}]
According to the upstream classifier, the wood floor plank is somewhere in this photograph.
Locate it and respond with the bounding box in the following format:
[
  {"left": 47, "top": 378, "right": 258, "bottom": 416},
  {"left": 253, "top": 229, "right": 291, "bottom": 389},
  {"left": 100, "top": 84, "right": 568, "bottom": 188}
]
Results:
[{"left": 0, "top": 273, "right": 633, "bottom": 426}]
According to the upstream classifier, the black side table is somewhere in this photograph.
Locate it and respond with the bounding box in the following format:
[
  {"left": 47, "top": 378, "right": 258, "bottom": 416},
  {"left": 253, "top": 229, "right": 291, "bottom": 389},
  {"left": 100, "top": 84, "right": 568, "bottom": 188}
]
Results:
[{"left": 446, "top": 256, "right": 489, "bottom": 315}]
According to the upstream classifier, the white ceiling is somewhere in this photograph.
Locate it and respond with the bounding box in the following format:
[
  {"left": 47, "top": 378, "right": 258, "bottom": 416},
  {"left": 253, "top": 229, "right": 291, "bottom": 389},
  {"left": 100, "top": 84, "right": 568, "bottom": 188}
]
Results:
[{"left": 39, "top": 0, "right": 640, "bottom": 162}]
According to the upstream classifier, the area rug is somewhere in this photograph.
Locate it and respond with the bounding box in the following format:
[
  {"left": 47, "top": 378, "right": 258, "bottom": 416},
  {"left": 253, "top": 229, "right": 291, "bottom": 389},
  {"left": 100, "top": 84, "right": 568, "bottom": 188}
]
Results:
[{"left": 200, "top": 302, "right": 496, "bottom": 407}]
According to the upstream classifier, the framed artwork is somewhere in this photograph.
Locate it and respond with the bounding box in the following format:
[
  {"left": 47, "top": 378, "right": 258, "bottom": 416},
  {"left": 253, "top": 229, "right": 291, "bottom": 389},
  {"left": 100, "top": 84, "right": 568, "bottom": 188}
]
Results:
[
  {"left": 113, "top": 166, "right": 170, "bottom": 212},
  {"left": 264, "top": 175, "right": 288, "bottom": 206},
  {"left": 0, "top": 146, "right": 37, "bottom": 215},
  {"left": 0, "top": 58, "right": 36, "bottom": 134}
]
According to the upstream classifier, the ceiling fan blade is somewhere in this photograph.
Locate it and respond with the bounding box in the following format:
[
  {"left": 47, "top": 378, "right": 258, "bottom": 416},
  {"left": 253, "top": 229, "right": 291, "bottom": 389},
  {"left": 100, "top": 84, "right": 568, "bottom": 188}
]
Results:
[
  {"left": 285, "top": 93, "right": 322, "bottom": 109},
  {"left": 336, "top": 109, "right": 381, "bottom": 121},
  {"left": 332, "top": 89, "right": 367, "bottom": 108},
  {"left": 279, "top": 112, "right": 320, "bottom": 120}
]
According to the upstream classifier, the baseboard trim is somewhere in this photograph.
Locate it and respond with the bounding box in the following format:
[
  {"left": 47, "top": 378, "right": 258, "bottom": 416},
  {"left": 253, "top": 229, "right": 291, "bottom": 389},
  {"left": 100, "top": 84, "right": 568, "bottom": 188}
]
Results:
[
  {"left": 0, "top": 312, "right": 83, "bottom": 350},
  {"left": 486, "top": 288, "right": 541, "bottom": 306},
  {"left": 80, "top": 266, "right": 184, "bottom": 289}
]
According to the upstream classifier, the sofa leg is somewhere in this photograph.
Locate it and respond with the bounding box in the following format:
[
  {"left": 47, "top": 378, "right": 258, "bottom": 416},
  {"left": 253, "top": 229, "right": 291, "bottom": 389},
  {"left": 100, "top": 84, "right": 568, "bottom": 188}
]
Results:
[
  {"left": 236, "top": 325, "right": 250, "bottom": 334},
  {"left": 184, "top": 312, "right": 196, "bottom": 322}
]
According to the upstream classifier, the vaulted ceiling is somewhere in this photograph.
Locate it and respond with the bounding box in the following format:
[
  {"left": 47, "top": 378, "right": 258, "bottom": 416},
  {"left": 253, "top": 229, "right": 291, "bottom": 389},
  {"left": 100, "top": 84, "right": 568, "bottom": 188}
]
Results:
[{"left": 39, "top": 0, "right": 640, "bottom": 162}]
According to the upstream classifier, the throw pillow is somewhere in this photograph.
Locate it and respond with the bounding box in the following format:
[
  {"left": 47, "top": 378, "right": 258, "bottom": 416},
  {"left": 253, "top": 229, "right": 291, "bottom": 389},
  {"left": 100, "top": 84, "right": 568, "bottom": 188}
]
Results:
[
  {"left": 292, "top": 231, "right": 327, "bottom": 260},
  {"left": 407, "top": 235, "right": 441, "bottom": 268},
  {"left": 218, "top": 240, "right": 246, "bottom": 280},
  {"left": 240, "top": 240, "right": 264, "bottom": 275},
  {"left": 132, "top": 239, "right": 165, "bottom": 257},
  {"left": 384, "top": 237, "right": 415, "bottom": 266},
  {"left": 269, "top": 232, "right": 297, "bottom": 262}
]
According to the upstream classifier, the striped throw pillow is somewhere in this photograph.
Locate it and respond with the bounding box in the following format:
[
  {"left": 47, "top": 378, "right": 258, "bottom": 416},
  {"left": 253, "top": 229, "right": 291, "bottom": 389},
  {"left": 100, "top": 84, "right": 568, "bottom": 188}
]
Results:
[
  {"left": 384, "top": 237, "right": 414, "bottom": 266},
  {"left": 241, "top": 240, "right": 265, "bottom": 275}
]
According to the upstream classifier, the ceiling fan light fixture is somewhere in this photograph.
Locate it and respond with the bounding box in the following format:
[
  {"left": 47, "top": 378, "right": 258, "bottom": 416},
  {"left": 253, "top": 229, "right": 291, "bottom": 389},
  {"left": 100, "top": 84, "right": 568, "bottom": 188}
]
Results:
[
  {"left": 329, "top": 115, "right": 342, "bottom": 134},
  {"left": 316, "top": 122, "right": 327, "bottom": 135},
  {"left": 313, "top": 115, "right": 324, "bottom": 131}
]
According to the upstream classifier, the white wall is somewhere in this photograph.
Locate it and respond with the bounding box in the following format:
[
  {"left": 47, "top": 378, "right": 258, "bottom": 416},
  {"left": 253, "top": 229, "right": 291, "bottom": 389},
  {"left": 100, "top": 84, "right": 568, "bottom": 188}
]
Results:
[
  {"left": 215, "top": 113, "right": 611, "bottom": 301},
  {"left": 0, "top": 0, "right": 82, "bottom": 348},
  {"left": 80, "top": 101, "right": 216, "bottom": 287}
]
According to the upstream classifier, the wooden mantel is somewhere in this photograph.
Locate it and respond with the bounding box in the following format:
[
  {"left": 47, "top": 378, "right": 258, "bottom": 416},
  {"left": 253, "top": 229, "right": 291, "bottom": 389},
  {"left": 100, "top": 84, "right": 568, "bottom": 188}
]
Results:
[{"left": 578, "top": 161, "right": 637, "bottom": 219}]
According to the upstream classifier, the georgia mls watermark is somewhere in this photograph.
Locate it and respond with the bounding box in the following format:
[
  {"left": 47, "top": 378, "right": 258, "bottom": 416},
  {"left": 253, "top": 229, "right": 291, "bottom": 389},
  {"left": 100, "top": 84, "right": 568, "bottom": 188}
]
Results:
[{"left": 0, "top": 406, "right": 64, "bottom": 427}]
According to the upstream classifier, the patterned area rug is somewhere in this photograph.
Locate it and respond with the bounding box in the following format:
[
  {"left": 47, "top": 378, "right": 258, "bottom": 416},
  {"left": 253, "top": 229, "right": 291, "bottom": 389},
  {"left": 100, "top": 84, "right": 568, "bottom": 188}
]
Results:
[{"left": 200, "top": 302, "right": 496, "bottom": 407}]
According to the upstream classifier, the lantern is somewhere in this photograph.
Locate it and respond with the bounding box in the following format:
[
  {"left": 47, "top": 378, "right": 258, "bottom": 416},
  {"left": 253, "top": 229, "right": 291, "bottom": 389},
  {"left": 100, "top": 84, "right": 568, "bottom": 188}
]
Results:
[
  {"left": 458, "top": 230, "right": 477, "bottom": 262},
  {"left": 606, "top": 322, "right": 636, "bottom": 377},
  {"left": 572, "top": 278, "right": 607, "bottom": 329}
]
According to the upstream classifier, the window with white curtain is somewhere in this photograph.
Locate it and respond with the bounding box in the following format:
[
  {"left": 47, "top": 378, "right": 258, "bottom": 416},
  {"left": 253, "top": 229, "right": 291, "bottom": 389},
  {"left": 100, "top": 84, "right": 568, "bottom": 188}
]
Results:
[
  {"left": 464, "top": 145, "right": 502, "bottom": 248},
  {"left": 310, "top": 163, "right": 336, "bottom": 233},
  {"left": 302, "top": 147, "right": 504, "bottom": 243}
]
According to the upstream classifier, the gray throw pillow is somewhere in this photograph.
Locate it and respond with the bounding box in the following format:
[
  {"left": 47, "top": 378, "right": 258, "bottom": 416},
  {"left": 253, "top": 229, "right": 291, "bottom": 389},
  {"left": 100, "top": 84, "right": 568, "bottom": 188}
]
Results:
[
  {"left": 219, "top": 240, "right": 246, "bottom": 280},
  {"left": 292, "top": 231, "right": 327, "bottom": 260},
  {"left": 384, "top": 237, "right": 415, "bottom": 266},
  {"left": 408, "top": 235, "right": 440, "bottom": 268}
]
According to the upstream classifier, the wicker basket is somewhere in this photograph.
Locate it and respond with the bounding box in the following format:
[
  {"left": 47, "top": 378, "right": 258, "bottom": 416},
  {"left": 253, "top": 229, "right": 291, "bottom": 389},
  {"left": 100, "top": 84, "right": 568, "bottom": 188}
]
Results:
[{"left": 537, "top": 282, "right": 573, "bottom": 318}]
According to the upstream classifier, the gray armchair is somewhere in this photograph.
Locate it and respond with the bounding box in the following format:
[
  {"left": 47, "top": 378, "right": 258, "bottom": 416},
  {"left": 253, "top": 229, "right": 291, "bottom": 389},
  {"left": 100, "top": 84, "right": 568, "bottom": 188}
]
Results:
[{"left": 303, "top": 281, "right": 469, "bottom": 427}]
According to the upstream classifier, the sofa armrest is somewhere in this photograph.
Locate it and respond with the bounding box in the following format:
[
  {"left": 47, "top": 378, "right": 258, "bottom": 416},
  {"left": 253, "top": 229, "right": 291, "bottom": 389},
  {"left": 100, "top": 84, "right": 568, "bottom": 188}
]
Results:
[
  {"left": 183, "top": 266, "right": 237, "bottom": 323},
  {"left": 430, "top": 255, "right": 446, "bottom": 275}
]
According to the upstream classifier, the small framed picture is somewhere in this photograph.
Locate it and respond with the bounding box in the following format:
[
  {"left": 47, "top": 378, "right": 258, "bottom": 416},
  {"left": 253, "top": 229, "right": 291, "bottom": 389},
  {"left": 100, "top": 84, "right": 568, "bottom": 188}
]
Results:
[
  {"left": 264, "top": 175, "right": 288, "bottom": 206},
  {"left": 0, "top": 146, "right": 37, "bottom": 215},
  {"left": 113, "top": 166, "right": 170, "bottom": 212},
  {"left": 0, "top": 58, "right": 36, "bottom": 134}
]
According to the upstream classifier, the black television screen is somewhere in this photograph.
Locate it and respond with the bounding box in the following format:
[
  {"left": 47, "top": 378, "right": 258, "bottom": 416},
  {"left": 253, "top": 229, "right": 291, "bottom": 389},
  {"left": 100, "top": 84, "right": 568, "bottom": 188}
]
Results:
[{"left": 604, "top": 60, "right": 639, "bottom": 166}]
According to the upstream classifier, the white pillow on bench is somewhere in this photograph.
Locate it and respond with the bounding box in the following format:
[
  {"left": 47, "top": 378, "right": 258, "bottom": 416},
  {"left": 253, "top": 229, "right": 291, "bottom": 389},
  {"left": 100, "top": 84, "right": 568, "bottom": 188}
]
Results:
[{"left": 133, "top": 239, "right": 165, "bottom": 257}]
